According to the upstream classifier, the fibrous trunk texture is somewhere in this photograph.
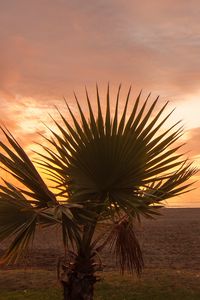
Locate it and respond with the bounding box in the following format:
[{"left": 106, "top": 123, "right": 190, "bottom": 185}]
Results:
[{"left": 61, "top": 269, "right": 96, "bottom": 300}]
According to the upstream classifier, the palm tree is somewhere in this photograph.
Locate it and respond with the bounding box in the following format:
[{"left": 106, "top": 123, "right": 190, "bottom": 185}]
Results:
[{"left": 0, "top": 86, "right": 197, "bottom": 300}]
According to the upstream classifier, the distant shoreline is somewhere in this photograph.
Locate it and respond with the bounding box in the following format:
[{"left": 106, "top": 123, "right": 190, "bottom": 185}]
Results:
[{"left": 164, "top": 206, "right": 200, "bottom": 209}]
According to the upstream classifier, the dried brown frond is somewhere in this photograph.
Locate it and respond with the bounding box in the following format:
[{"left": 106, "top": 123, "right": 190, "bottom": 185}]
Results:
[{"left": 105, "top": 218, "right": 144, "bottom": 276}]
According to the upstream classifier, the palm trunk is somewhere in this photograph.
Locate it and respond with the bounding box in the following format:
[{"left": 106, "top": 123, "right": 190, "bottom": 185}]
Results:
[
  {"left": 61, "top": 270, "right": 96, "bottom": 300},
  {"left": 60, "top": 220, "right": 100, "bottom": 299}
]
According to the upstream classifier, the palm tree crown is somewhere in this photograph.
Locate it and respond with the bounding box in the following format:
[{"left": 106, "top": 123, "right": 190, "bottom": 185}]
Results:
[{"left": 0, "top": 85, "right": 197, "bottom": 279}]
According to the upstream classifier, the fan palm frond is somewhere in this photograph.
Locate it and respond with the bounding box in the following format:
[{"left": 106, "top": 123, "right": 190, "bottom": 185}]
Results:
[
  {"left": 0, "top": 180, "right": 82, "bottom": 263},
  {"left": 37, "top": 86, "right": 196, "bottom": 219},
  {"left": 0, "top": 181, "right": 37, "bottom": 264},
  {"left": 0, "top": 127, "right": 57, "bottom": 208}
]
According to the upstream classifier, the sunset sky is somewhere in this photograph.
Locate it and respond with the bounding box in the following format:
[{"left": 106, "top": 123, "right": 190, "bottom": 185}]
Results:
[{"left": 0, "top": 0, "right": 200, "bottom": 207}]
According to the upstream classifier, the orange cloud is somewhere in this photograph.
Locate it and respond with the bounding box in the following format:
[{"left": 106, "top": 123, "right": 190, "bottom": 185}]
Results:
[{"left": 0, "top": 0, "right": 199, "bottom": 206}]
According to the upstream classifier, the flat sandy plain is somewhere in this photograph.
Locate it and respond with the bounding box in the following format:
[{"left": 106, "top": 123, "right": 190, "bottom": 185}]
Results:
[{"left": 0, "top": 208, "right": 199, "bottom": 272}]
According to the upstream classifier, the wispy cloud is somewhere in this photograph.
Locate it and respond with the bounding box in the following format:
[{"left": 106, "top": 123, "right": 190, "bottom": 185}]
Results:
[{"left": 0, "top": 0, "right": 199, "bottom": 206}]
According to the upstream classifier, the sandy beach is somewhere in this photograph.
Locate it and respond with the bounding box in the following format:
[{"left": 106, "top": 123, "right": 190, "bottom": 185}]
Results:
[{"left": 1, "top": 208, "right": 199, "bottom": 272}]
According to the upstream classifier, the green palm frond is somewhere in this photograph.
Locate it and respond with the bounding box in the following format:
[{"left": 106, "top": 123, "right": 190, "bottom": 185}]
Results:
[
  {"left": 0, "top": 181, "right": 37, "bottom": 264},
  {"left": 0, "top": 180, "right": 83, "bottom": 263},
  {"left": 0, "top": 127, "right": 57, "bottom": 208},
  {"left": 0, "top": 180, "right": 36, "bottom": 241},
  {"left": 0, "top": 129, "right": 84, "bottom": 262},
  {"left": 37, "top": 86, "right": 196, "bottom": 219}
]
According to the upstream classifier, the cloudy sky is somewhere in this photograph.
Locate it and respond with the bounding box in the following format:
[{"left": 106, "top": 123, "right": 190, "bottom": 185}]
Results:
[{"left": 0, "top": 0, "right": 200, "bottom": 207}]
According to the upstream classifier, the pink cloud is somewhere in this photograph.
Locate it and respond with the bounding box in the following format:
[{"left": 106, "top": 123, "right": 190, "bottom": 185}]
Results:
[{"left": 0, "top": 1, "right": 199, "bottom": 208}]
